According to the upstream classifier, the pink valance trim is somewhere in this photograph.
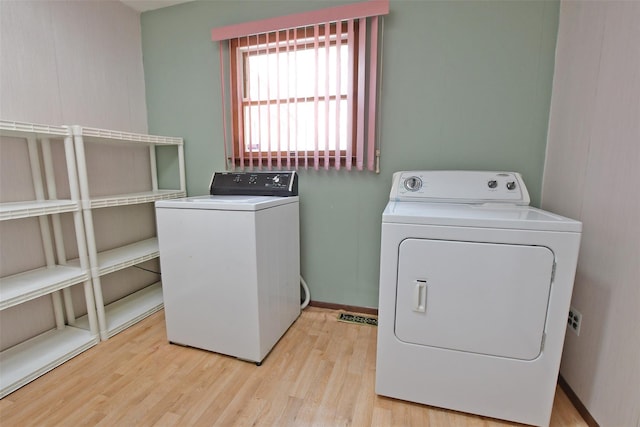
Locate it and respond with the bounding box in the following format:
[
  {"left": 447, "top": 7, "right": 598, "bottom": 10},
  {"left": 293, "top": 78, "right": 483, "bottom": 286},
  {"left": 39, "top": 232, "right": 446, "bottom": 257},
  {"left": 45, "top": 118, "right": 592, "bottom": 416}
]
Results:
[{"left": 211, "top": 0, "right": 389, "bottom": 41}]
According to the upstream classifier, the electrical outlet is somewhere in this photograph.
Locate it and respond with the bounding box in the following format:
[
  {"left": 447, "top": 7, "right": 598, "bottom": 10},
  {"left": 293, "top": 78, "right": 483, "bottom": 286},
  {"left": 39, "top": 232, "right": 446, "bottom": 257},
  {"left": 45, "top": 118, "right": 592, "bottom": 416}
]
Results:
[{"left": 568, "top": 307, "right": 582, "bottom": 336}]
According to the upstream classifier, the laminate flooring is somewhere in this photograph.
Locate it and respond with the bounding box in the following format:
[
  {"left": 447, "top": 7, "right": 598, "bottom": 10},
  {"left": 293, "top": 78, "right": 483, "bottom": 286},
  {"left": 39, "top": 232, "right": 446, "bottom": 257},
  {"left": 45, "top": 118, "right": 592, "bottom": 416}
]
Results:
[{"left": 0, "top": 307, "right": 587, "bottom": 426}]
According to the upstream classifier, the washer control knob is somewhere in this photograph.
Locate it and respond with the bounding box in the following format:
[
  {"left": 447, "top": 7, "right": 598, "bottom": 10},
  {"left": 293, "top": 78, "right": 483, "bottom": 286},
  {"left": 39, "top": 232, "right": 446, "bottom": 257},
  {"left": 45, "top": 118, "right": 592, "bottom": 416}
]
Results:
[
  {"left": 404, "top": 176, "right": 422, "bottom": 192},
  {"left": 272, "top": 175, "right": 280, "bottom": 184},
  {"left": 506, "top": 181, "right": 517, "bottom": 190},
  {"left": 488, "top": 180, "right": 498, "bottom": 189}
]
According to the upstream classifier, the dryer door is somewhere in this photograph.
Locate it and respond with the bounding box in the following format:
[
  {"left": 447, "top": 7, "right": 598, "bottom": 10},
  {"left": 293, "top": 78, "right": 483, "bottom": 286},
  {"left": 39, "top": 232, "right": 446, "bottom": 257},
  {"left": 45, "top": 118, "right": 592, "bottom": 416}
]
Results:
[{"left": 394, "top": 239, "right": 554, "bottom": 360}]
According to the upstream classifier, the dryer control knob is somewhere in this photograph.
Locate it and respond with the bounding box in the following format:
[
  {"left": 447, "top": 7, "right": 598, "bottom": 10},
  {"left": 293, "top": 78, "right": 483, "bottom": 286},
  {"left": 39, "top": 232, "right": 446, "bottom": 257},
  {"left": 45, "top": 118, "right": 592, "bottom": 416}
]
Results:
[
  {"left": 506, "top": 181, "right": 517, "bottom": 190},
  {"left": 488, "top": 180, "right": 498, "bottom": 189},
  {"left": 404, "top": 176, "right": 422, "bottom": 192}
]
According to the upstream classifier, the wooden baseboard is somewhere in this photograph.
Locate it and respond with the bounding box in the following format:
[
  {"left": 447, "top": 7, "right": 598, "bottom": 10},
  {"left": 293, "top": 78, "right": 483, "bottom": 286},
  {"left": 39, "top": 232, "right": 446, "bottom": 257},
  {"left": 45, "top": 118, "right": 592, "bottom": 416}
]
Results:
[
  {"left": 558, "top": 375, "right": 599, "bottom": 427},
  {"left": 308, "top": 300, "right": 378, "bottom": 316}
]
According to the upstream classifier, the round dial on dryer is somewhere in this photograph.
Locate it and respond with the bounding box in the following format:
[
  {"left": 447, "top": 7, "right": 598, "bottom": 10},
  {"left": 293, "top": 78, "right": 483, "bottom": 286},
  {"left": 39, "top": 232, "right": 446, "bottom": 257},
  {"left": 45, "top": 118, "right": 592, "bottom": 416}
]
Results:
[{"left": 403, "top": 176, "right": 423, "bottom": 192}]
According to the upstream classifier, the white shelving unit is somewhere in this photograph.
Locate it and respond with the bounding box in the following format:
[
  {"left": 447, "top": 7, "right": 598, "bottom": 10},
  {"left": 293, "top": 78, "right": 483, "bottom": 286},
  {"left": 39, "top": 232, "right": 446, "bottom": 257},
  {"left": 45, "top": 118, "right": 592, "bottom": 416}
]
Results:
[
  {"left": 72, "top": 125, "right": 185, "bottom": 341},
  {"left": 0, "top": 120, "right": 99, "bottom": 398}
]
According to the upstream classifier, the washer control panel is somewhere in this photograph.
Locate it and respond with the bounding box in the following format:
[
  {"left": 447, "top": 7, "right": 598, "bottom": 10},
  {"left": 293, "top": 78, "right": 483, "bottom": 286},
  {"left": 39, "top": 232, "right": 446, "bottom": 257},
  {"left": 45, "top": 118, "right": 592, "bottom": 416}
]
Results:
[
  {"left": 390, "top": 171, "right": 530, "bottom": 205},
  {"left": 210, "top": 171, "right": 298, "bottom": 196}
]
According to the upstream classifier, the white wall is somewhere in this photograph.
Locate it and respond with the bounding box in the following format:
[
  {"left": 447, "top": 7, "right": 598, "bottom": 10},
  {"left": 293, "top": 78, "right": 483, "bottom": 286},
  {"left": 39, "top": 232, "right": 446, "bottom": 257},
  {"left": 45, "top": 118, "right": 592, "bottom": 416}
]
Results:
[
  {"left": 542, "top": 1, "right": 640, "bottom": 426},
  {"left": 0, "top": 0, "right": 151, "bottom": 349},
  {"left": 0, "top": 0, "right": 147, "bottom": 130}
]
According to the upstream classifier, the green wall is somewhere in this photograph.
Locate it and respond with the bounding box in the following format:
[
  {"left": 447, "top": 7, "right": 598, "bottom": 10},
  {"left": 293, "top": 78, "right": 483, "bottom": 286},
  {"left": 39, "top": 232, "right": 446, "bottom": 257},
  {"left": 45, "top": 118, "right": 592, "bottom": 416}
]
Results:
[{"left": 142, "top": 0, "right": 559, "bottom": 309}]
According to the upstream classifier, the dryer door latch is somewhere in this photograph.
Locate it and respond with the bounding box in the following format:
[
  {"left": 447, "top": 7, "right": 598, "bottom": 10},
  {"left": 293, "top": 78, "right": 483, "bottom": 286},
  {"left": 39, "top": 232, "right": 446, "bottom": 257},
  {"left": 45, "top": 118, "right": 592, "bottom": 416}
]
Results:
[{"left": 413, "top": 280, "right": 427, "bottom": 313}]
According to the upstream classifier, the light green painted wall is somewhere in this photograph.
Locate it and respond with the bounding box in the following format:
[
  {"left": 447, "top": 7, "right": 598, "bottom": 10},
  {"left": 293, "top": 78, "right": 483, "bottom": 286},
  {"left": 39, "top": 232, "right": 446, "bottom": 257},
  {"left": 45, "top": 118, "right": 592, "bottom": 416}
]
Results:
[{"left": 142, "top": 0, "right": 559, "bottom": 308}]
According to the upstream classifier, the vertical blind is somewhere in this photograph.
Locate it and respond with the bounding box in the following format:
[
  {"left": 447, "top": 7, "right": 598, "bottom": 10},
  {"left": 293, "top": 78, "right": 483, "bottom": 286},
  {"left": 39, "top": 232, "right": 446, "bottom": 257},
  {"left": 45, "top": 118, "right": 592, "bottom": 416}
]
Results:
[{"left": 212, "top": 0, "right": 389, "bottom": 172}]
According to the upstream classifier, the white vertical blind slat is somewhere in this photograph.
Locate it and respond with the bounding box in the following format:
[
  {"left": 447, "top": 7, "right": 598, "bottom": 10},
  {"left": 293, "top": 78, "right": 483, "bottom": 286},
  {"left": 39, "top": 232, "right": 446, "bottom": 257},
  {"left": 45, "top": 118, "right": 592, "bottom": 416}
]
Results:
[
  {"left": 356, "top": 18, "right": 367, "bottom": 170},
  {"left": 256, "top": 34, "right": 264, "bottom": 170},
  {"left": 367, "top": 16, "right": 380, "bottom": 171},
  {"left": 265, "top": 32, "right": 273, "bottom": 170},
  {"left": 313, "top": 24, "right": 320, "bottom": 171},
  {"left": 346, "top": 19, "right": 355, "bottom": 171},
  {"left": 275, "top": 30, "right": 282, "bottom": 169},
  {"left": 324, "top": 23, "right": 330, "bottom": 170},
  {"left": 247, "top": 35, "right": 255, "bottom": 170},
  {"left": 293, "top": 28, "right": 300, "bottom": 169},
  {"left": 234, "top": 38, "right": 244, "bottom": 169},
  {"left": 335, "top": 21, "right": 342, "bottom": 170},
  {"left": 285, "top": 29, "right": 292, "bottom": 169},
  {"left": 218, "top": 41, "right": 231, "bottom": 169}
]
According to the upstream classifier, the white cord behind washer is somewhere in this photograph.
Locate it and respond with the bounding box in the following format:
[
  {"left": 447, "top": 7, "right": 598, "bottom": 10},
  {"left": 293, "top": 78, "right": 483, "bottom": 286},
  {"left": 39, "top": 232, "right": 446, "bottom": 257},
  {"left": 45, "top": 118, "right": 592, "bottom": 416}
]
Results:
[{"left": 300, "top": 276, "right": 310, "bottom": 309}]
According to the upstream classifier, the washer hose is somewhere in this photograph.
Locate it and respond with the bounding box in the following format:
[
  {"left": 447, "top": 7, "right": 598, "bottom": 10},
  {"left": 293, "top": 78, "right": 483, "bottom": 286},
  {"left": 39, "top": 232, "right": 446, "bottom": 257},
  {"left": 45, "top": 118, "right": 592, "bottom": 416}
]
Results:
[{"left": 300, "top": 276, "right": 310, "bottom": 309}]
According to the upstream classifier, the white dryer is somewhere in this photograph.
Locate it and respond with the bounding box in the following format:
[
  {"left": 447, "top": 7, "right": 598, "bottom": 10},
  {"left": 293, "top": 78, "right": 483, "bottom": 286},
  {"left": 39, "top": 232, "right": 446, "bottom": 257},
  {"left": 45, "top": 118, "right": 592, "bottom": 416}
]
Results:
[{"left": 376, "top": 171, "right": 581, "bottom": 427}]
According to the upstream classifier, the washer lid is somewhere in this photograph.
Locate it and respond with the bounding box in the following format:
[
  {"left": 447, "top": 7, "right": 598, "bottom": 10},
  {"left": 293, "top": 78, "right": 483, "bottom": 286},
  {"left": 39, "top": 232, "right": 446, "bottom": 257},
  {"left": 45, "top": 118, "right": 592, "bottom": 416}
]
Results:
[
  {"left": 383, "top": 201, "right": 582, "bottom": 232},
  {"left": 155, "top": 195, "right": 299, "bottom": 211}
]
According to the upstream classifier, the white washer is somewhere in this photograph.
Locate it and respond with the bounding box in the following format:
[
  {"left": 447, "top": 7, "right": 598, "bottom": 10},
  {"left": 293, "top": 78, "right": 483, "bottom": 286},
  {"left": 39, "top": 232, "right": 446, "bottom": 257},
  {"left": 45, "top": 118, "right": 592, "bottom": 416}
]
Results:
[
  {"left": 376, "top": 171, "right": 582, "bottom": 427},
  {"left": 155, "top": 172, "right": 300, "bottom": 365}
]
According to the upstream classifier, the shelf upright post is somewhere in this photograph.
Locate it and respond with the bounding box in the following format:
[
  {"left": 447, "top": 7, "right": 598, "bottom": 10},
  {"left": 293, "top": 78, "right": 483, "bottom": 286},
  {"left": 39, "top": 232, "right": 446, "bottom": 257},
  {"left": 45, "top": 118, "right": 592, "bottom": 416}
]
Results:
[
  {"left": 41, "top": 137, "right": 74, "bottom": 324},
  {"left": 178, "top": 144, "right": 186, "bottom": 193},
  {"left": 26, "top": 136, "right": 55, "bottom": 266},
  {"left": 41, "top": 138, "right": 66, "bottom": 261},
  {"left": 150, "top": 145, "right": 159, "bottom": 192},
  {"left": 26, "top": 135, "right": 64, "bottom": 330},
  {"left": 63, "top": 132, "right": 99, "bottom": 337},
  {"left": 72, "top": 125, "right": 108, "bottom": 340}
]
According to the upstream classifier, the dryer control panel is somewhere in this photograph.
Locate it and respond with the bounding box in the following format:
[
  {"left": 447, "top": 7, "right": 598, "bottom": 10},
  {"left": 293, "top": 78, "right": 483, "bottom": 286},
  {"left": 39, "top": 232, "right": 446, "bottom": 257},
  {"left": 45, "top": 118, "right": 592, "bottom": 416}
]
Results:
[
  {"left": 389, "top": 170, "right": 530, "bottom": 205},
  {"left": 210, "top": 171, "right": 298, "bottom": 196}
]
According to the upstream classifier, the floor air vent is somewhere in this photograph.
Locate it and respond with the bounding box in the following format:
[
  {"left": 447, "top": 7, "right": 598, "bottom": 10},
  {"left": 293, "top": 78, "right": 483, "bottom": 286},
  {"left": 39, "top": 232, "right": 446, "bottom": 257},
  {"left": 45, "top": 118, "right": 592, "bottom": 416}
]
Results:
[{"left": 337, "top": 313, "right": 378, "bottom": 326}]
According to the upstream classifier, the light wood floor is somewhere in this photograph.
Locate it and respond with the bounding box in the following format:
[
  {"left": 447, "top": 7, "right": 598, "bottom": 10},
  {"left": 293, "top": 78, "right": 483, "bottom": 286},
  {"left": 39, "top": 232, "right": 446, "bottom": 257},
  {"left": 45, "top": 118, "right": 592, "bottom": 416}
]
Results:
[{"left": 0, "top": 307, "right": 587, "bottom": 426}]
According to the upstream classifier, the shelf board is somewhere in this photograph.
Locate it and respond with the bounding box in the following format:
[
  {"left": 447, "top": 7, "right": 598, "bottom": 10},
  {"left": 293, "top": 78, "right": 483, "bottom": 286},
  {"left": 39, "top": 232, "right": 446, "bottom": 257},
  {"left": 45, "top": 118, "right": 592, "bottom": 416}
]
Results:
[
  {"left": 0, "top": 265, "right": 89, "bottom": 311},
  {"left": 86, "top": 190, "right": 186, "bottom": 209},
  {"left": 0, "top": 120, "right": 69, "bottom": 139},
  {"left": 0, "top": 200, "right": 79, "bottom": 221},
  {"left": 0, "top": 326, "right": 98, "bottom": 398},
  {"left": 95, "top": 238, "right": 159, "bottom": 276},
  {"left": 76, "top": 282, "right": 163, "bottom": 340},
  {"left": 73, "top": 126, "right": 183, "bottom": 146}
]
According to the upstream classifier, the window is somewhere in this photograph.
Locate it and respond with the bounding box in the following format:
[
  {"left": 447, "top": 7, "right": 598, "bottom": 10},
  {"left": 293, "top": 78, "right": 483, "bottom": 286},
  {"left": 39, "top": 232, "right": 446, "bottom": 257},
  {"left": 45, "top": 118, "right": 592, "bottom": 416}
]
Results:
[
  {"left": 212, "top": 0, "right": 388, "bottom": 171},
  {"left": 231, "top": 24, "right": 352, "bottom": 167}
]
